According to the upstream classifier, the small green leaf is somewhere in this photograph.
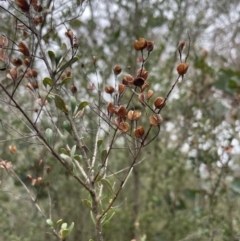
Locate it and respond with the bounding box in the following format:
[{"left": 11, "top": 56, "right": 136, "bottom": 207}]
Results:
[
  {"left": 54, "top": 94, "right": 68, "bottom": 112},
  {"left": 68, "top": 222, "right": 74, "bottom": 234},
  {"left": 101, "top": 149, "right": 107, "bottom": 162},
  {"left": 102, "top": 212, "right": 115, "bottom": 226},
  {"left": 43, "top": 77, "right": 53, "bottom": 87},
  {"left": 56, "top": 219, "right": 63, "bottom": 227},
  {"left": 90, "top": 211, "right": 95, "bottom": 225},
  {"left": 61, "top": 222, "right": 68, "bottom": 229},
  {"left": 60, "top": 148, "right": 69, "bottom": 155},
  {"left": 70, "top": 145, "right": 76, "bottom": 159},
  {"left": 100, "top": 178, "right": 114, "bottom": 196},
  {"left": 55, "top": 52, "right": 63, "bottom": 66},
  {"left": 57, "top": 56, "right": 79, "bottom": 73},
  {"left": 48, "top": 50, "right": 56, "bottom": 68},
  {"left": 60, "top": 153, "right": 70, "bottom": 160},
  {"left": 58, "top": 77, "right": 72, "bottom": 86},
  {"left": 45, "top": 128, "right": 53, "bottom": 145},
  {"left": 70, "top": 96, "right": 77, "bottom": 115},
  {"left": 228, "top": 79, "right": 238, "bottom": 89},
  {"left": 122, "top": 167, "right": 133, "bottom": 188},
  {"left": 61, "top": 229, "right": 69, "bottom": 239},
  {"left": 97, "top": 140, "right": 103, "bottom": 148},
  {"left": 76, "top": 101, "right": 88, "bottom": 112},
  {"left": 63, "top": 120, "right": 72, "bottom": 134},
  {"left": 46, "top": 219, "right": 54, "bottom": 227},
  {"left": 82, "top": 199, "right": 92, "bottom": 209},
  {"left": 74, "top": 155, "right": 82, "bottom": 162}
]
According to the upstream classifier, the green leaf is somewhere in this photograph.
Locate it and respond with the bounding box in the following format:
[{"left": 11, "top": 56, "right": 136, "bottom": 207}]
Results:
[
  {"left": 70, "top": 145, "right": 76, "bottom": 159},
  {"left": 60, "top": 153, "right": 70, "bottom": 160},
  {"left": 55, "top": 52, "right": 63, "bottom": 66},
  {"left": 68, "top": 222, "right": 74, "bottom": 234},
  {"left": 63, "top": 120, "right": 72, "bottom": 134},
  {"left": 43, "top": 77, "right": 53, "bottom": 87},
  {"left": 48, "top": 50, "right": 56, "bottom": 68},
  {"left": 74, "top": 155, "right": 81, "bottom": 162},
  {"left": 46, "top": 219, "right": 54, "bottom": 227},
  {"left": 60, "top": 148, "right": 69, "bottom": 155},
  {"left": 54, "top": 94, "right": 68, "bottom": 112},
  {"left": 231, "top": 177, "right": 240, "bottom": 194},
  {"left": 57, "top": 56, "right": 79, "bottom": 73},
  {"left": 61, "top": 229, "right": 69, "bottom": 239},
  {"left": 102, "top": 212, "right": 115, "bottom": 226},
  {"left": 90, "top": 211, "right": 95, "bottom": 225},
  {"left": 97, "top": 140, "right": 103, "bottom": 148},
  {"left": 100, "top": 178, "right": 114, "bottom": 196},
  {"left": 122, "top": 167, "right": 133, "bottom": 188},
  {"left": 228, "top": 79, "right": 238, "bottom": 89},
  {"left": 45, "top": 128, "right": 53, "bottom": 145},
  {"left": 101, "top": 149, "right": 107, "bottom": 162},
  {"left": 82, "top": 199, "right": 92, "bottom": 209},
  {"left": 61, "top": 222, "right": 68, "bottom": 229},
  {"left": 56, "top": 219, "right": 63, "bottom": 227},
  {"left": 76, "top": 101, "right": 88, "bottom": 112},
  {"left": 70, "top": 96, "right": 77, "bottom": 115},
  {"left": 58, "top": 77, "right": 72, "bottom": 86}
]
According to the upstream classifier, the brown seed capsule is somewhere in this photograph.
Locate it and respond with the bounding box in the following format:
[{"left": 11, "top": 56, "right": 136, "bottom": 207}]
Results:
[
  {"left": 8, "top": 68, "right": 18, "bottom": 81},
  {"left": 11, "top": 58, "right": 22, "bottom": 67},
  {"left": 122, "top": 74, "right": 134, "bottom": 86},
  {"left": 133, "top": 77, "right": 145, "bottom": 87},
  {"left": 46, "top": 166, "right": 52, "bottom": 174},
  {"left": 24, "top": 58, "right": 30, "bottom": 66},
  {"left": 116, "top": 105, "right": 127, "bottom": 118},
  {"left": 107, "top": 102, "right": 115, "bottom": 115},
  {"left": 31, "top": 69, "right": 38, "bottom": 78},
  {"left": 113, "top": 65, "right": 122, "bottom": 75},
  {"left": 128, "top": 110, "right": 141, "bottom": 121},
  {"left": 65, "top": 29, "right": 74, "bottom": 47},
  {"left": 118, "top": 84, "right": 125, "bottom": 94},
  {"left": 154, "top": 97, "right": 165, "bottom": 109},
  {"left": 71, "top": 85, "right": 77, "bottom": 94},
  {"left": 137, "top": 68, "right": 148, "bottom": 80},
  {"left": 178, "top": 41, "right": 186, "bottom": 53},
  {"left": 147, "top": 90, "right": 154, "bottom": 100},
  {"left": 18, "top": 41, "right": 30, "bottom": 56},
  {"left": 9, "top": 145, "right": 17, "bottom": 154},
  {"left": 146, "top": 41, "right": 154, "bottom": 52},
  {"left": 134, "top": 38, "right": 147, "bottom": 51},
  {"left": 134, "top": 126, "right": 145, "bottom": 138},
  {"left": 149, "top": 114, "right": 163, "bottom": 126},
  {"left": 118, "top": 121, "right": 130, "bottom": 133},
  {"left": 177, "top": 62, "right": 189, "bottom": 76},
  {"left": 105, "top": 86, "right": 115, "bottom": 94},
  {"left": 31, "top": 178, "right": 37, "bottom": 186},
  {"left": 37, "top": 177, "right": 43, "bottom": 184},
  {"left": 141, "top": 82, "right": 149, "bottom": 91},
  {"left": 26, "top": 82, "right": 35, "bottom": 92},
  {"left": 16, "top": 0, "right": 30, "bottom": 12},
  {"left": 26, "top": 174, "right": 32, "bottom": 181}
]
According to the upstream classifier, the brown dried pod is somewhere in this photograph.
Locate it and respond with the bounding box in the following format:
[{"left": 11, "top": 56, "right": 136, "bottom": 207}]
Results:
[
  {"left": 24, "top": 58, "right": 30, "bottom": 66},
  {"left": 134, "top": 38, "right": 147, "bottom": 51},
  {"left": 33, "top": 4, "right": 43, "bottom": 12},
  {"left": 37, "top": 177, "right": 43, "bottom": 184},
  {"left": 26, "top": 82, "right": 35, "bottom": 92},
  {"left": 18, "top": 41, "right": 30, "bottom": 56},
  {"left": 147, "top": 90, "right": 154, "bottom": 100},
  {"left": 46, "top": 166, "right": 52, "bottom": 174},
  {"left": 141, "top": 82, "right": 149, "bottom": 92},
  {"left": 33, "top": 16, "right": 43, "bottom": 25},
  {"left": 65, "top": 29, "right": 74, "bottom": 46},
  {"left": 133, "top": 77, "right": 145, "bottom": 88},
  {"left": 71, "top": 85, "right": 77, "bottom": 94},
  {"left": 138, "top": 93, "right": 145, "bottom": 106},
  {"left": 66, "top": 70, "right": 72, "bottom": 77},
  {"left": 137, "top": 68, "right": 148, "bottom": 80},
  {"left": 31, "top": 69, "right": 38, "bottom": 78},
  {"left": 0, "top": 34, "right": 8, "bottom": 47},
  {"left": 116, "top": 105, "right": 127, "bottom": 118},
  {"left": 11, "top": 58, "right": 22, "bottom": 67},
  {"left": 122, "top": 74, "right": 134, "bottom": 86},
  {"left": 149, "top": 114, "right": 163, "bottom": 126},
  {"left": 15, "top": 0, "right": 30, "bottom": 12},
  {"left": 26, "top": 174, "right": 32, "bottom": 181},
  {"left": 105, "top": 86, "right": 115, "bottom": 94},
  {"left": 177, "top": 62, "right": 189, "bottom": 76},
  {"left": 107, "top": 102, "right": 115, "bottom": 115},
  {"left": 9, "top": 145, "right": 17, "bottom": 154},
  {"left": 128, "top": 110, "right": 141, "bottom": 121},
  {"left": 118, "top": 121, "right": 130, "bottom": 133},
  {"left": 113, "top": 65, "right": 122, "bottom": 75},
  {"left": 31, "top": 178, "right": 37, "bottom": 186},
  {"left": 154, "top": 97, "right": 165, "bottom": 109},
  {"left": 118, "top": 84, "right": 125, "bottom": 94},
  {"left": 32, "top": 82, "right": 39, "bottom": 89},
  {"left": 146, "top": 41, "right": 154, "bottom": 52},
  {"left": 178, "top": 41, "right": 186, "bottom": 53},
  {"left": 134, "top": 126, "right": 145, "bottom": 138},
  {"left": 8, "top": 68, "right": 18, "bottom": 81}
]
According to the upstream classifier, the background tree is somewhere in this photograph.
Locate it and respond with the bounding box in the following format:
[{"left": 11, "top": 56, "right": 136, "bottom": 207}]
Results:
[{"left": 0, "top": 0, "right": 240, "bottom": 241}]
